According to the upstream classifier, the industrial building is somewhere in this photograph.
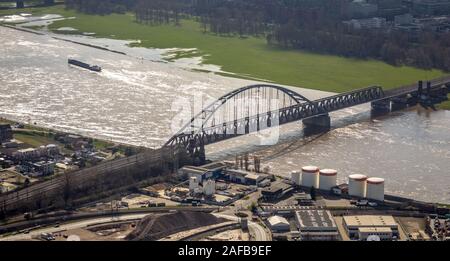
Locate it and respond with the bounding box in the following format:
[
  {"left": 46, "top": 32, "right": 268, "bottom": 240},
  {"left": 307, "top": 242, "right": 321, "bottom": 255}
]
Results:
[
  {"left": 342, "top": 215, "right": 399, "bottom": 241},
  {"left": 267, "top": 215, "right": 290, "bottom": 232},
  {"left": 332, "top": 183, "right": 349, "bottom": 195},
  {"left": 295, "top": 210, "right": 339, "bottom": 241},
  {"left": 178, "top": 166, "right": 214, "bottom": 183},
  {"left": 293, "top": 192, "right": 314, "bottom": 206},
  {"left": 261, "top": 182, "right": 293, "bottom": 201}
]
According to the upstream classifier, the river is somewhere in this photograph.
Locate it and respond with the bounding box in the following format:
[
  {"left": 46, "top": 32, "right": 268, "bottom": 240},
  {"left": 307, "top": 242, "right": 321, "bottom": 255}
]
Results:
[{"left": 0, "top": 25, "right": 449, "bottom": 204}]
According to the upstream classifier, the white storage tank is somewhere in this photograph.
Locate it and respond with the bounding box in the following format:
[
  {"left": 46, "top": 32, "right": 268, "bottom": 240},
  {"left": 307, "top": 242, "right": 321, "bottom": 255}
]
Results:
[
  {"left": 203, "top": 179, "right": 216, "bottom": 196},
  {"left": 189, "top": 176, "right": 199, "bottom": 192},
  {"left": 348, "top": 174, "right": 367, "bottom": 198},
  {"left": 301, "top": 166, "right": 319, "bottom": 188},
  {"left": 291, "top": 171, "right": 301, "bottom": 185},
  {"left": 319, "top": 169, "right": 337, "bottom": 191},
  {"left": 366, "top": 177, "right": 385, "bottom": 201}
]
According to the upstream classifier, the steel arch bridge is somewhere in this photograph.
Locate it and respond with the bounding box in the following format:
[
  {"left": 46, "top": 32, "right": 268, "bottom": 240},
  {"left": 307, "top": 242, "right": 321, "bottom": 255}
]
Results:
[{"left": 164, "top": 84, "right": 384, "bottom": 164}]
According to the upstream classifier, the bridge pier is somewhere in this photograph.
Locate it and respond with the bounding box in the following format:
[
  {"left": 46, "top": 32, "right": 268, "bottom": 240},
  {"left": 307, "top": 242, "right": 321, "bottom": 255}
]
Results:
[
  {"left": 302, "top": 114, "right": 331, "bottom": 136},
  {"left": 371, "top": 99, "right": 391, "bottom": 116},
  {"left": 391, "top": 96, "right": 408, "bottom": 111}
]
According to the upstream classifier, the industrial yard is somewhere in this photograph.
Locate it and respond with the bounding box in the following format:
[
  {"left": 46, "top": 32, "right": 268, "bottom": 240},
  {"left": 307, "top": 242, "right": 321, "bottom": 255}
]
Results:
[{"left": 1, "top": 151, "right": 449, "bottom": 242}]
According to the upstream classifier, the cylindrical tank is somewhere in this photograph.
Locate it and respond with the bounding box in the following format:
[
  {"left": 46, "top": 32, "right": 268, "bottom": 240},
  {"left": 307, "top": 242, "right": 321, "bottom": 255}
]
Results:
[
  {"left": 319, "top": 169, "right": 337, "bottom": 190},
  {"left": 348, "top": 174, "right": 367, "bottom": 198},
  {"left": 301, "top": 166, "right": 319, "bottom": 188},
  {"left": 203, "top": 179, "right": 216, "bottom": 196},
  {"left": 366, "top": 177, "right": 385, "bottom": 201},
  {"left": 189, "top": 176, "right": 199, "bottom": 191},
  {"left": 291, "top": 171, "right": 301, "bottom": 185}
]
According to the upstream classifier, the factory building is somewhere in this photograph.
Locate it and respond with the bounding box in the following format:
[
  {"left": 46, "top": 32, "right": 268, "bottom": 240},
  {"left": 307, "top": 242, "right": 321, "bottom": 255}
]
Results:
[
  {"left": 295, "top": 210, "right": 339, "bottom": 241},
  {"left": 178, "top": 166, "right": 213, "bottom": 183},
  {"left": 332, "top": 183, "right": 349, "bottom": 195},
  {"left": 294, "top": 192, "right": 314, "bottom": 206},
  {"left": 261, "top": 183, "right": 293, "bottom": 201},
  {"left": 267, "top": 215, "right": 290, "bottom": 232},
  {"left": 348, "top": 174, "right": 367, "bottom": 198},
  {"left": 301, "top": 166, "right": 319, "bottom": 188},
  {"left": 343, "top": 215, "right": 399, "bottom": 241},
  {"left": 200, "top": 161, "right": 227, "bottom": 176},
  {"left": 226, "top": 169, "right": 267, "bottom": 186},
  {"left": 319, "top": 169, "right": 337, "bottom": 191},
  {"left": 366, "top": 177, "right": 385, "bottom": 201},
  {"left": 226, "top": 169, "right": 249, "bottom": 184},
  {"left": 244, "top": 173, "right": 265, "bottom": 186}
]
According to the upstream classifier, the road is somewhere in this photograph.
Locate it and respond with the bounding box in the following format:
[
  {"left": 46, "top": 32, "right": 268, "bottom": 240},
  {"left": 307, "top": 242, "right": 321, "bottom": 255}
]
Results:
[{"left": 0, "top": 213, "right": 149, "bottom": 241}]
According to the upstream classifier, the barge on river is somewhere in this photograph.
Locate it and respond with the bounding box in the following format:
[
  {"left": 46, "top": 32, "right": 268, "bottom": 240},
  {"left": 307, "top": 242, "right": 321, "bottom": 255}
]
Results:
[{"left": 68, "top": 59, "right": 102, "bottom": 72}]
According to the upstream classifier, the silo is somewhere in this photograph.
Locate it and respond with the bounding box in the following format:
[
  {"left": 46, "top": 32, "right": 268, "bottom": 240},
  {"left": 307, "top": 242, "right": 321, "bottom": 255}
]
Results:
[
  {"left": 203, "top": 179, "right": 216, "bottom": 196},
  {"left": 319, "top": 169, "right": 337, "bottom": 190},
  {"left": 189, "top": 176, "right": 199, "bottom": 192},
  {"left": 291, "top": 171, "right": 301, "bottom": 185},
  {"left": 301, "top": 166, "right": 319, "bottom": 188},
  {"left": 348, "top": 174, "right": 367, "bottom": 198},
  {"left": 366, "top": 177, "right": 385, "bottom": 201}
]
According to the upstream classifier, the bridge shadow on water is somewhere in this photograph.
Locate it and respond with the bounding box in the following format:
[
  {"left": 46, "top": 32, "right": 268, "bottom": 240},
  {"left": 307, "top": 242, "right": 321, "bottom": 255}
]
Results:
[{"left": 206, "top": 105, "right": 413, "bottom": 163}]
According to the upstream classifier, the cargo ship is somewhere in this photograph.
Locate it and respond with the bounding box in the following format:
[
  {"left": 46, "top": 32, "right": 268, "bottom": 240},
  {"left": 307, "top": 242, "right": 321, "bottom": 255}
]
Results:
[{"left": 68, "top": 59, "right": 102, "bottom": 72}]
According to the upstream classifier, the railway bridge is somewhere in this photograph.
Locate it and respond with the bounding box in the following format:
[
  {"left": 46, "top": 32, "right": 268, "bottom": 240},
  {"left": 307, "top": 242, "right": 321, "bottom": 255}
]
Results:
[
  {"left": 0, "top": 76, "right": 449, "bottom": 216},
  {"left": 165, "top": 76, "right": 450, "bottom": 164}
]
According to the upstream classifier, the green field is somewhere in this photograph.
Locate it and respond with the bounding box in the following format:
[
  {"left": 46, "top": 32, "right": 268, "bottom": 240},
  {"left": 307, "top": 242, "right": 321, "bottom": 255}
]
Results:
[
  {"left": 13, "top": 131, "right": 56, "bottom": 147},
  {"left": 1, "top": 5, "right": 447, "bottom": 93},
  {"left": 438, "top": 95, "right": 450, "bottom": 110}
]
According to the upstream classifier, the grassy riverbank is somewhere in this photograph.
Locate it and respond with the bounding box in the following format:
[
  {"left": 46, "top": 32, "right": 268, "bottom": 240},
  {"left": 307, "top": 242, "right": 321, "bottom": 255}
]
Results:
[
  {"left": 439, "top": 95, "right": 450, "bottom": 110},
  {"left": 1, "top": 5, "right": 447, "bottom": 92}
]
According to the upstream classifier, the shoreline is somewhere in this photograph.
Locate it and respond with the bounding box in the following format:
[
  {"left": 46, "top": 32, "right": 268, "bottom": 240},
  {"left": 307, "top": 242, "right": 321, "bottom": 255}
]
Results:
[{"left": 0, "top": 117, "right": 141, "bottom": 150}]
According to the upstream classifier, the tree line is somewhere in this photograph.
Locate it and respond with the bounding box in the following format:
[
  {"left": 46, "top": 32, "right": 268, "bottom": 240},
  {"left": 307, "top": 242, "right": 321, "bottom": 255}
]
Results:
[{"left": 64, "top": 0, "right": 450, "bottom": 72}]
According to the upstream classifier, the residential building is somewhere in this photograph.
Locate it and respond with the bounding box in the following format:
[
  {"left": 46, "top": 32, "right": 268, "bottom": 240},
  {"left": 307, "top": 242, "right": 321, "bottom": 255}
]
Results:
[
  {"left": 347, "top": 0, "right": 378, "bottom": 18},
  {"left": 343, "top": 17, "right": 387, "bottom": 29}
]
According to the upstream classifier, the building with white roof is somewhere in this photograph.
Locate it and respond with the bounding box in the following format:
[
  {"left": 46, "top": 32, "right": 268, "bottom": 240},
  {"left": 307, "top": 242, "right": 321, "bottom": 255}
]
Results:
[
  {"left": 342, "top": 215, "right": 399, "bottom": 240},
  {"left": 267, "top": 215, "right": 290, "bottom": 232},
  {"left": 295, "top": 210, "right": 339, "bottom": 241}
]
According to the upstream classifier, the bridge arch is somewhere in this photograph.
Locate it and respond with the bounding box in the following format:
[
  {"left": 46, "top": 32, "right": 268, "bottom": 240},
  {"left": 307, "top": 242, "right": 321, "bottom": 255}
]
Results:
[{"left": 164, "top": 84, "right": 315, "bottom": 156}]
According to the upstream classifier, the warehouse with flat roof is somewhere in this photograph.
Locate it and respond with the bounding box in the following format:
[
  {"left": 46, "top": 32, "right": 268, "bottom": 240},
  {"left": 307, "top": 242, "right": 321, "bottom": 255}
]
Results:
[
  {"left": 295, "top": 210, "right": 339, "bottom": 241},
  {"left": 342, "top": 215, "right": 399, "bottom": 240}
]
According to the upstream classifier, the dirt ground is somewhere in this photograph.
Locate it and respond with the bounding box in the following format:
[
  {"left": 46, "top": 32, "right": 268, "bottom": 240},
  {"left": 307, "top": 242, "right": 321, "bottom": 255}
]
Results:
[
  {"left": 396, "top": 217, "right": 429, "bottom": 240},
  {"left": 121, "top": 194, "right": 178, "bottom": 208},
  {"left": 49, "top": 225, "right": 135, "bottom": 241}
]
